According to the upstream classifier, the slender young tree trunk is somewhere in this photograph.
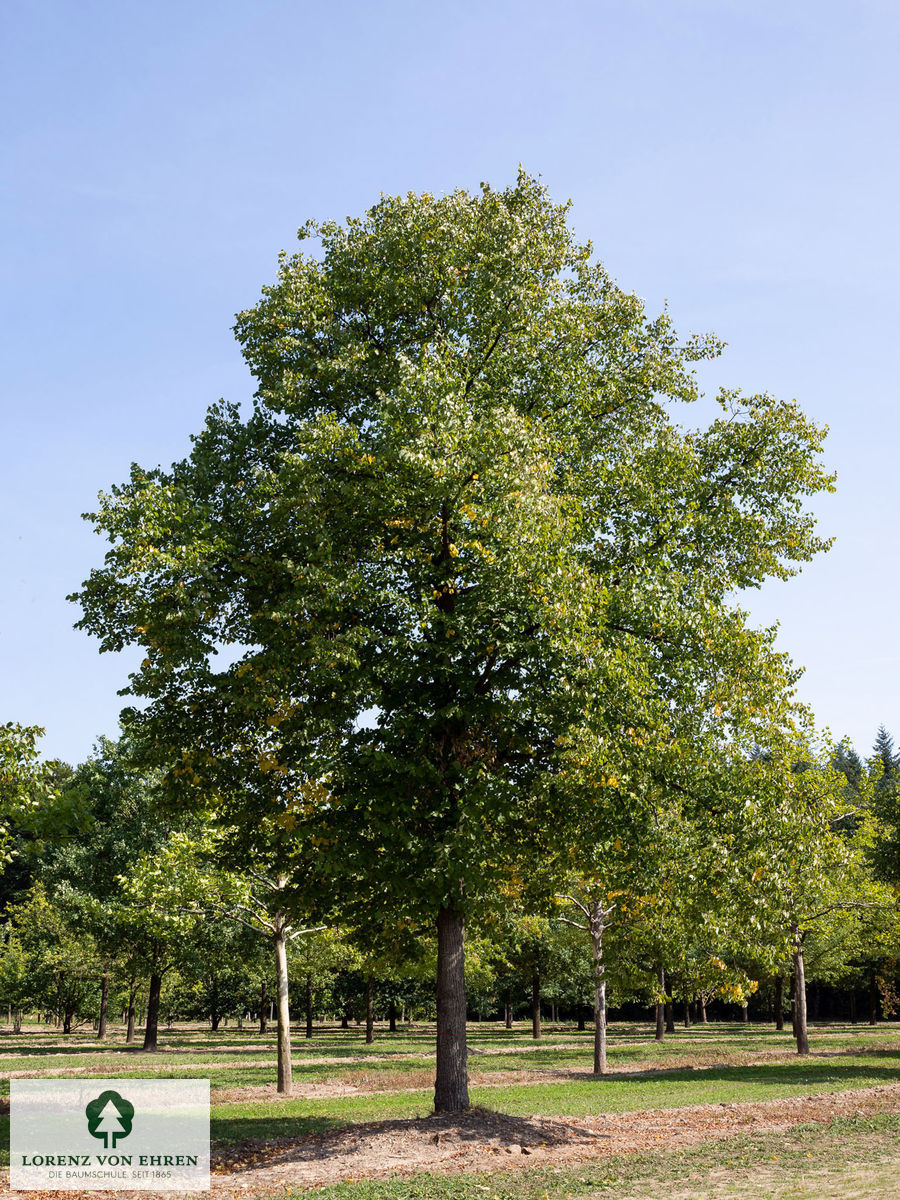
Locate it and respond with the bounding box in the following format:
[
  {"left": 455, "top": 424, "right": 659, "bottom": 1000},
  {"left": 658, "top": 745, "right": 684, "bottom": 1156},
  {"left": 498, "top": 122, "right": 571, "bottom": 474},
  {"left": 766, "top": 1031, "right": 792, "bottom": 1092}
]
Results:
[
  {"left": 143, "top": 973, "right": 162, "bottom": 1051},
  {"left": 740, "top": 1003, "right": 749, "bottom": 1024},
  {"left": 700, "top": 994, "right": 708, "bottom": 1024},
  {"left": 850, "top": 991, "right": 857, "bottom": 1024},
  {"left": 505, "top": 994, "right": 512, "bottom": 1029},
  {"left": 434, "top": 905, "right": 469, "bottom": 1112},
  {"left": 683, "top": 996, "right": 691, "bottom": 1028},
  {"left": 664, "top": 999, "right": 675, "bottom": 1033},
  {"left": 125, "top": 979, "right": 137, "bottom": 1044},
  {"left": 655, "top": 964, "right": 666, "bottom": 1041},
  {"left": 365, "top": 976, "right": 374, "bottom": 1044},
  {"left": 98, "top": 974, "right": 109, "bottom": 1039},
  {"left": 13, "top": 1010, "right": 21, "bottom": 1034},
  {"left": 793, "top": 933, "right": 810, "bottom": 1055},
  {"left": 389, "top": 999, "right": 397, "bottom": 1033},
  {"left": 789, "top": 969, "right": 796, "bottom": 1034},
  {"left": 590, "top": 913, "right": 608, "bottom": 1076},
  {"left": 869, "top": 970, "right": 879, "bottom": 1025},
  {"left": 775, "top": 976, "right": 784, "bottom": 1030},
  {"left": 531, "top": 968, "right": 541, "bottom": 1040},
  {"left": 274, "top": 922, "right": 293, "bottom": 1095},
  {"left": 306, "top": 974, "right": 314, "bottom": 1040},
  {"left": 259, "top": 981, "right": 268, "bottom": 1034},
  {"left": 577, "top": 1008, "right": 586, "bottom": 1032}
]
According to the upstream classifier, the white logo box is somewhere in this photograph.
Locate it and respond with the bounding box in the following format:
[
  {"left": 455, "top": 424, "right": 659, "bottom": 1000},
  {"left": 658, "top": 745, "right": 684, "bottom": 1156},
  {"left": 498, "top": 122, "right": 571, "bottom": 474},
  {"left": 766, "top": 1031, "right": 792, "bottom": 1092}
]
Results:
[{"left": 11, "top": 1079, "right": 210, "bottom": 1192}]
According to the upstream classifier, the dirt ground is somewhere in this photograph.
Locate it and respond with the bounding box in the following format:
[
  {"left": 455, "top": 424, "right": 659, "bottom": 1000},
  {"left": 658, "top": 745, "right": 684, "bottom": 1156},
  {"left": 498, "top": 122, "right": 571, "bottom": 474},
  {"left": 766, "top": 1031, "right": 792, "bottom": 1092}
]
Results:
[{"left": 4, "top": 1082, "right": 900, "bottom": 1199}]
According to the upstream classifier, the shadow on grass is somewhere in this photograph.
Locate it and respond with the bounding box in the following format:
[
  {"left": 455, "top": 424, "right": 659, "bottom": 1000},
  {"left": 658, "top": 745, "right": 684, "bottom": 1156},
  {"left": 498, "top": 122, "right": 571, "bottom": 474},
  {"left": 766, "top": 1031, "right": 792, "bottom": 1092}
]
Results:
[{"left": 211, "top": 1106, "right": 594, "bottom": 1164}]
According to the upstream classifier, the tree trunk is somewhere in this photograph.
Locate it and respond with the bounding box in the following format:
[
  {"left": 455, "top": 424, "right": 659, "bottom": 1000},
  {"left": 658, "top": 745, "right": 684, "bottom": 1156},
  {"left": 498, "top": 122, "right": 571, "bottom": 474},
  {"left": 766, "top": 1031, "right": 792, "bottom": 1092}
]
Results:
[
  {"left": 98, "top": 974, "right": 109, "bottom": 1039},
  {"left": 341, "top": 1005, "right": 349, "bottom": 1029},
  {"left": 793, "top": 935, "right": 809, "bottom": 1055},
  {"left": 389, "top": 998, "right": 397, "bottom": 1033},
  {"left": 531, "top": 968, "right": 541, "bottom": 1040},
  {"left": 850, "top": 990, "right": 857, "bottom": 1024},
  {"left": 664, "top": 1000, "right": 675, "bottom": 1033},
  {"left": 433, "top": 905, "right": 469, "bottom": 1112},
  {"left": 789, "top": 968, "right": 796, "bottom": 1034},
  {"left": 274, "top": 923, "right": 293, "bottom": 1095},
  {"left": 655, "top": 964, "right": 665, "bottom": 1041},
  {"left": 306, "top": 974, "right": 314, "bottom": 1039},
  {"left": 775, "top": 976, "right": 784, "bottom": 1030},
  {"left": 143, "top": 973, "right": 162, "bottom": 1051},
  {"left": 700, "top": 995, "right": 708, "bottom": 1024},
  {"left": 259, "top": 981, "right": 268, "bottom": 1034},
  {"left": 125, "top": 979, "right": 137, "bottom": 1044},
  {"left": 63, "top": 1007, "right": 74, "bottom": 1034},
  {"left": 211, "top": 1014, "right": 220, "bottom": 1032},
  {"left": 869, "top": 970, "right": 879, "bottom": 1024},
  {"left": 577, "top": 1008, "right": 586, "bottom": 1032},
  {"left": 591, "top": 918, "right": 607, "bottom": 1076},
  {"left": 683, "top": 997, "right": 691, "bottom": 1028},
  {"left": 13, "top": 1010, "right": 21, "bottom": 1034},
  {"left": 740, "top": 1003, "right": 749, "bottom": 1024},
  {"left": 504, "top": 996, "right": 512, "bottom": 1029},
  {"left": 365, "top": 976, "right": 374, "bottom": 1044}
]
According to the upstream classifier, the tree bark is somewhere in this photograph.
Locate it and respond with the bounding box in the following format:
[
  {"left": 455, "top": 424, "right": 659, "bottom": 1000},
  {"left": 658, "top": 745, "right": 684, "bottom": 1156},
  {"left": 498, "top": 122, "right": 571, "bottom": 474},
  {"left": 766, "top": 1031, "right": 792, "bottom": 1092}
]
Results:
[
  {"left": 341, "top": 1005, "right": 349, "bottom": 1029},
  {"left": 591, "top": 916, "right": 608, "bottom": 1076},
  {"left": 699, "top": 994, "right": 708, "bottom": 1024},
  {"left": 63, "top": 1007, "right": 74, "bottom": 1034},
  {"left": 125, "top": 979, "right": 137, "bottom": 1044},
  {"left": 869, "top": 970, "right": 879, "bottom": 1024},
  {"left": 683, "top": 997, "right": 691, "bottom": 1028},
  {"left": 775, "top": 976, "right": 784, "bottom": 1030},
  {"left": 389, "top": 998, "right": 397, "bottom": 1033},
  {"left": 306, "top": 974, "right": 314, "bottom": 1039},
  {"left": 274, "top": 922, "right": 293, "bottom": 1095},
  {"left": 792, "top": 933, "right": 809, "bottom": 1055},
  {"left": 789, "top": 968, "right": 796, "bottom": 1034},
  {"left": 577, "top": 1008, "right": 586, "bottom": 1032},
  {"left": 434, "top": 905, "right": 469, "bottom": 1112},
  {"left": 143, "top": 973, "right": 162, "bottom": 1051},
  {"left": 259, "top": 981, "right": 268, "bottom": 1034},
  {"left": 740, "top": 1003, "right": 749, "bottom": 1024},
  {"left": 531, "top": 968, "right": 541, "bottom": 1040},
  {"left": 365, "top": 976, "right": 374, "bottom": 1044},
  {"left": 850, "top": 990, "right": 857, "bottom": 1024},
  {"left": 98, "top": 974, "right": 109, "bottom": 1039},
  {"left": 664, "top": 999, "right": 675, "bottom": 1033},
  {"left": 655, "top": 1001, "right": 665, "bottom": 1040},
  {"left": 504, "top": 995, "right": 512, "bottom": 1029}
]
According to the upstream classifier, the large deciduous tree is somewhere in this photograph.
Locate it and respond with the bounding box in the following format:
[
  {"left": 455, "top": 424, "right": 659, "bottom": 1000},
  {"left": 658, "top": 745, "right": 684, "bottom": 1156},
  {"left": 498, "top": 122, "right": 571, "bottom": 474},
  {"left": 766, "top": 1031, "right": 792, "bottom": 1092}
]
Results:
[{"left": 72, "top": 171, "right": 833, "bottom": 1110}]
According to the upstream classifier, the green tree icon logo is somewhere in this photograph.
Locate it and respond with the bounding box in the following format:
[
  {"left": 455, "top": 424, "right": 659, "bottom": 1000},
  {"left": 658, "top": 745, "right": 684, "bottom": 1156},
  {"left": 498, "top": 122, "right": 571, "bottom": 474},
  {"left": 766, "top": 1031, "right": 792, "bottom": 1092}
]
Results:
[{"left": 85, "top": 1090, "right": 134, "bottom": 1149}]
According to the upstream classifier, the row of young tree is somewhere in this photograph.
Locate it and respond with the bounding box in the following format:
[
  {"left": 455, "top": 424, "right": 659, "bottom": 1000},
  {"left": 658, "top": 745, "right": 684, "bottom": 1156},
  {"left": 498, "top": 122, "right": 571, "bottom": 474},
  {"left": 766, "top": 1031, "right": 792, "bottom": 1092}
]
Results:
[
  {"left": 2, "top": 724, "right": 900, "bottom": 1093},
  {"left": 2, "top": 173, "right": 897, "bottom": 1111}
]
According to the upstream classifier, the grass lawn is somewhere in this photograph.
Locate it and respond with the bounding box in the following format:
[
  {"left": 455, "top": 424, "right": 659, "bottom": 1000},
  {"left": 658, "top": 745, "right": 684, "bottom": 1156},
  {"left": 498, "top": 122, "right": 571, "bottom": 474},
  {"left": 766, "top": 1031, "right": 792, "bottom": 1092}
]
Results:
[{"left": 3, "top": 1020, "right": 900, "bottom": 1196}]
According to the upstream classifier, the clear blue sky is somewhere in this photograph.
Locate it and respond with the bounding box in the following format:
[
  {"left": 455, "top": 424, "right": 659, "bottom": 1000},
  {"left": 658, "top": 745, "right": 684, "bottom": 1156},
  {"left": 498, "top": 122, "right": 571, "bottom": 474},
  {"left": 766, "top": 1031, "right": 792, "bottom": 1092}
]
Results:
[{"left": 2, "top": 0, "right": 897, "bottom": 765}]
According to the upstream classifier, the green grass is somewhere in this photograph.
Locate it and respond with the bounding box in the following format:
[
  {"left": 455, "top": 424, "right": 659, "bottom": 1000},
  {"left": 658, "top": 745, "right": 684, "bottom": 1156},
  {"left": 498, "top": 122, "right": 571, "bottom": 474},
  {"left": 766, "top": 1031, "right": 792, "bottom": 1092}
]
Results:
[{"left": 205, "top": 1053, "right": 900, "bottom": 1145}]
